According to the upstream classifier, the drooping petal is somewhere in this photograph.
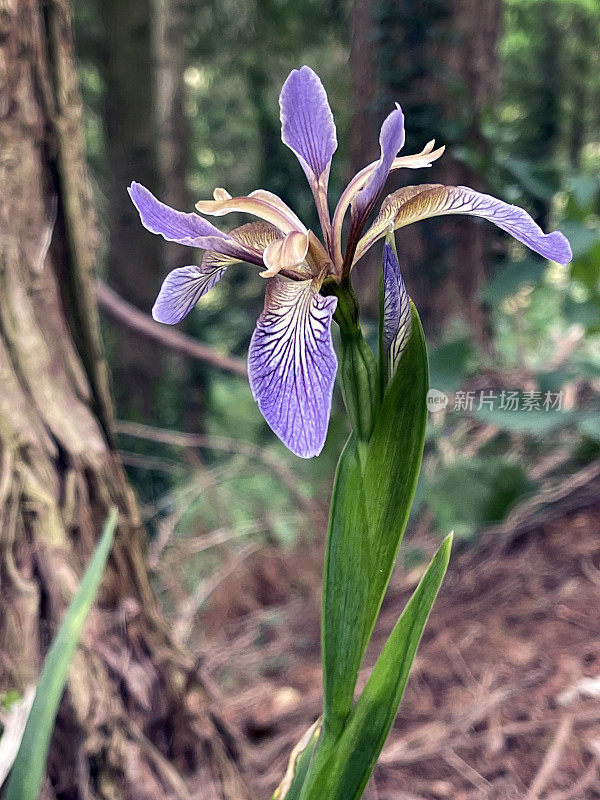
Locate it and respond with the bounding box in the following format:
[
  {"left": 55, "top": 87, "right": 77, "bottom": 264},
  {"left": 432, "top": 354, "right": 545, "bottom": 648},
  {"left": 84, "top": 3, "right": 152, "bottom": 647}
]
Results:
[
  {"left": 129, "top": 182, "right": 263, "bottom": 264},
  {"left": 196, "top": 189, "right": 306, "bottom": 235},
  {"left": 383, "top": 243, "right": 411, "bottom": 375},
  {"left": 152, "top": 222, "right": 281, "bottom": 324},
  {"left": 260, "top": 231, "right": 310, "bottom": 278},
  {"left": 356, "top": 185, "right": 573, "bottom": 265},
  {"left": 248, "top": 278, "right": 338, "bottom": 458},
  {"left": 129, "top": 181, "right": 225, "bottom": 241},
  {"left": 152, "top": 265, "right": 227, "bottom": 324},
  {"left": 279, "top": 66, "right": 337, "bottom": 189}
]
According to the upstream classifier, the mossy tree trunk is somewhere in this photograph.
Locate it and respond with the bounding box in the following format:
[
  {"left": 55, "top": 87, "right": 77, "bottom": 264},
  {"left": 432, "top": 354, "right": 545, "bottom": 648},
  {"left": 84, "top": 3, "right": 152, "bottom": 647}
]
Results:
[{"left": 0, "top": 2, "right": 248, "bottom": 797}]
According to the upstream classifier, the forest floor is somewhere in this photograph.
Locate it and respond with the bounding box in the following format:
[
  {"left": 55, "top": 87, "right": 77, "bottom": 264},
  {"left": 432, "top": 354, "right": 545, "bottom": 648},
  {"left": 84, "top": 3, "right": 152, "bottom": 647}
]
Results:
[{"left": 196, "top": 506, "right": 600, "bottom": 800}]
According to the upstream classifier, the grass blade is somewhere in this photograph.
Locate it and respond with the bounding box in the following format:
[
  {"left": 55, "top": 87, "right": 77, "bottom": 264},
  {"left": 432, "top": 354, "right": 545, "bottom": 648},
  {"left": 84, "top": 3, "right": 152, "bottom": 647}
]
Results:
[{"left": 5, "top": 508, "right": 118, "bottom": 800}]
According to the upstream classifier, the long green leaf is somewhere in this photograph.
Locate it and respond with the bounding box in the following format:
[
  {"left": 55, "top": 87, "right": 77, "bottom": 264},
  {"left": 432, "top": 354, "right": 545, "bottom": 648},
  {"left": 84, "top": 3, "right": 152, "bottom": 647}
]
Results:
[
  {"left": 5, "top": 508, "right": 118, "bottom": 800},
  {"left": 303, "top": 534, "right": 452, "bottom": 800},
  {"left": 321, "top": 304, "right": 429, "bottom": 733},
  {"left": 271, "top": 719, "right": 322, "bottom": 800}
]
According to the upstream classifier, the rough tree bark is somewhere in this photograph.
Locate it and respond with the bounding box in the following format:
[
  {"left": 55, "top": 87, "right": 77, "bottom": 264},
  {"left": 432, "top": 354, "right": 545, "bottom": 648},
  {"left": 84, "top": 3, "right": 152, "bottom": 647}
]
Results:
[{"left": 0, "top": 2, "right": 250, "bottom": 798}]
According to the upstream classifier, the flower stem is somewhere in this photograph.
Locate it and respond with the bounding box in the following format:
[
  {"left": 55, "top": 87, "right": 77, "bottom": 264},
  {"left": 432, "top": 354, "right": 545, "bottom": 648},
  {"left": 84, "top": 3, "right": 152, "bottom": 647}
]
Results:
[{"left": 331, "top": 281, "right": 378, "bottom": 444}]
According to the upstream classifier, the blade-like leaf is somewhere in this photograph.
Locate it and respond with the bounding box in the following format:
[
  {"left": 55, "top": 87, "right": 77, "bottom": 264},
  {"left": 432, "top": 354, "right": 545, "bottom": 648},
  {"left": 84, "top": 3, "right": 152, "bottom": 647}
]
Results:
[
  {"left": 321, "top": 304, "right": 428, "bottom": 732},
  {"left": 5, "top": 508, "right": 118, "bottom": 800},
  {"left": 303, "top": 535, "right": 452, "bottom": 800},
  {"left": 271, "top": 719, "right": 322, "bottom": 800}
]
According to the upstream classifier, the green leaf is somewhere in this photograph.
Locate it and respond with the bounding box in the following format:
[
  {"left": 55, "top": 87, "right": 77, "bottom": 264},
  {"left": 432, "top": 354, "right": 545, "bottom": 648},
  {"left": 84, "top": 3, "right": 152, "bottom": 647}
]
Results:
[
  {"left": 579, "top": 415, "right": 600, "bottom": 443},
  {"left": 5, "top": 508, "right": 118, "bottom": 800},
  {"left": 302, "top": 535, "right": 452, "bottom": 800},
  {"left": 321, "top": 304, "right": 428, "bottom": 734},
  {"left": 271, "top": 719, "right": 322, "bottom": 800}
]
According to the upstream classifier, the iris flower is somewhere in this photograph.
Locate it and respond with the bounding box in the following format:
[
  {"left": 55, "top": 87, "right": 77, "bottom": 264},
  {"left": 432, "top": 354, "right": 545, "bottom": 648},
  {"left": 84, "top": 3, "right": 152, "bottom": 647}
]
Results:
[{"left": 129, "top": 66, "right": 572, "bottom": 458}]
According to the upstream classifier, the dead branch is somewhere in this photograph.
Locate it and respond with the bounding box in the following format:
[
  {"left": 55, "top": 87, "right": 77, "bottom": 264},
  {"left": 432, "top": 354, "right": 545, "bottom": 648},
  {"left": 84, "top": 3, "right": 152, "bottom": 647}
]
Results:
[{"left": 95, "top": 279, "right": 247, "bottom": 377}]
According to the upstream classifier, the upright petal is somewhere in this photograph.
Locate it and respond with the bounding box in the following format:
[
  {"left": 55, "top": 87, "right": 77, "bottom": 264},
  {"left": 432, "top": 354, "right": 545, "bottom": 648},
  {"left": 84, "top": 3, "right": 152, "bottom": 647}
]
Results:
[
  {"left": 152, "top": 222, "right": 280, "bottom": 324},
  {"left": 335, "top": 105, "right": 405, "bottom": 272},
  {"left": 356, "top": 185, "right": 573, "bottom": 265},
  {"left": 129, "top": 182, "right": 263, "bottom": 264},
  {"left": 382, "top": 243, "right": 411, "bottom": 375},
  {"left": 331, "top": 137, "right": 444, "bottom": 266},
  {"left": 248, "top": 278, "right": 338, "bottom": 458},
  {"left": 351, "top": 105, "right": 405, "bottom": 220},
  {"left": 279, "top": 66, "right": 337, "bottom": 189}
]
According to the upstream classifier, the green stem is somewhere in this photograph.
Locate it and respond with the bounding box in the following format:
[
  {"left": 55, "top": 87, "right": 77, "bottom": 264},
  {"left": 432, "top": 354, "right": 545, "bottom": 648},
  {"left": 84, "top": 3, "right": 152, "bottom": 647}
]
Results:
[{"left": 331, "top": 282, "right": 378, "bottom": 444}]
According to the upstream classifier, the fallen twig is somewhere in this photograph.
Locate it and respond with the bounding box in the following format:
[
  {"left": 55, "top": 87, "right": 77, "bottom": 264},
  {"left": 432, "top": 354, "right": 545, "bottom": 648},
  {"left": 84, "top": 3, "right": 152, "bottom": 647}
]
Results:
[{"left": 526, "top": 714, "right": 574, "bottom": 800}]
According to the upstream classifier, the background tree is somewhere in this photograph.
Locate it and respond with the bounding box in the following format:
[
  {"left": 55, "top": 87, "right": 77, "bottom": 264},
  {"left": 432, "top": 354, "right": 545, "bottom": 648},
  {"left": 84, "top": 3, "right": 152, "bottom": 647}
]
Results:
[
  {"left": 375, "top": 0, "right": 502, "bottom": 341},
  {"left": 0, "top": 2, "right": 249, "bottom": 797}
]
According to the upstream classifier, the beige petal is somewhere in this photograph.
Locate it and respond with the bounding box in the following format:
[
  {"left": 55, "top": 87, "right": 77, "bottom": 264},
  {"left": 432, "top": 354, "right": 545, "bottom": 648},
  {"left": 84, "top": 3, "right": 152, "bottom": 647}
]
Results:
[
  {"left": 249, "top": 189, "right": 307, "bottom": 231},
  {"left": 202, "top": 221, "right": 281, "bottom": 271},
  {"left": 260, "top": 231, "right": 309, "bottom": 278},
  {"left": 196, "top": 190, "right": 306, "bottom": 235},
  {"left": 355, "top": 184, "right": 443, "bottom": 260}
]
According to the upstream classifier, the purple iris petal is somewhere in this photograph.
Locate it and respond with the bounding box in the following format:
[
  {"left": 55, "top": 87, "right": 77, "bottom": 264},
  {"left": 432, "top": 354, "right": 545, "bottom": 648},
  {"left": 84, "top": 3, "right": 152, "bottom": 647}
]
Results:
[
  {"left": 445, "top": 187, "right": 573, "bottom": 264},
  {"left": 248, "top": 278, "right": 338, "bottom": 458},
  {"left": 280, "top": 66, "right": 337, "bottom": 186},
  {"left": 352, "top": 105, "right": 405, "bottom": 221},
  {"left": 382, "top": 244, "right": 411, "bottom": 374},
  {"left": 152, "top": 264, "right": 227, "bottom": 324},
  {"left": 129, "top": 182, "right": 226, "bottom": 242},
  {"left": 357, "top": 184, "right": 573, "bottom": 266},
  {"left": 129, "top": 182, "right": 263, "bottom": 264}
]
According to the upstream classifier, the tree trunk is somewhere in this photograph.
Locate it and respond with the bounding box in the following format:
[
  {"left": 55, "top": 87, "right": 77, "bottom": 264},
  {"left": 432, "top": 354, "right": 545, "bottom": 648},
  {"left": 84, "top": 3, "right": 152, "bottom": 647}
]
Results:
[
  {"left": 375, "top": 0, "right": 501, "bottom": 341},
  {"left": 153, "top": 0, "right": 190, "bottom": 268},
  {"left": 0, "top": 2, "right": 249, "bottom": 797},
  {"left": 100, "top": 0, "right": 168, "bottom": 420},
  {"left": 436, "top": 0, "right": 501, "bottom": 345},
  {"left": 348, "top": 0, "right": 380, "bottom": 316}
]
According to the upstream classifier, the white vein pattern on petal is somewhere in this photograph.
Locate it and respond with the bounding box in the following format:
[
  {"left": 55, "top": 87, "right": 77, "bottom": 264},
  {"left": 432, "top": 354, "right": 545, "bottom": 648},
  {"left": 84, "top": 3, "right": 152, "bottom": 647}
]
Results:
[
  {"left": 248, "top": 278, "right": 338, "bottom": 458},
  {"left": 383, "top": 245, "right": 412, "bottom": 375}
]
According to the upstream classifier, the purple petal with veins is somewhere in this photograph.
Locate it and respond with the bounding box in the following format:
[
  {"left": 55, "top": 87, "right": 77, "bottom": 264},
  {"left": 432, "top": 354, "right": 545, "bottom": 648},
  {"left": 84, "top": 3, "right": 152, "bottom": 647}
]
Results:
[
  {"left": 383, "top": 244, "right": 411, "bottom": 374},
  {"left": 128, "top": 182, "right": 263, "bottom": 264},
  {"left": 280, "top": 66, "right": 337, "bottom": 187},
  {"left": 248, "top": 278, "right": 338, "bottom": 458},
  {"left": 152, "top": 264, "right": 227, "bottom": 324},
  {"left": 357, "top": 184, "right": 573, "bottom": 266}
]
